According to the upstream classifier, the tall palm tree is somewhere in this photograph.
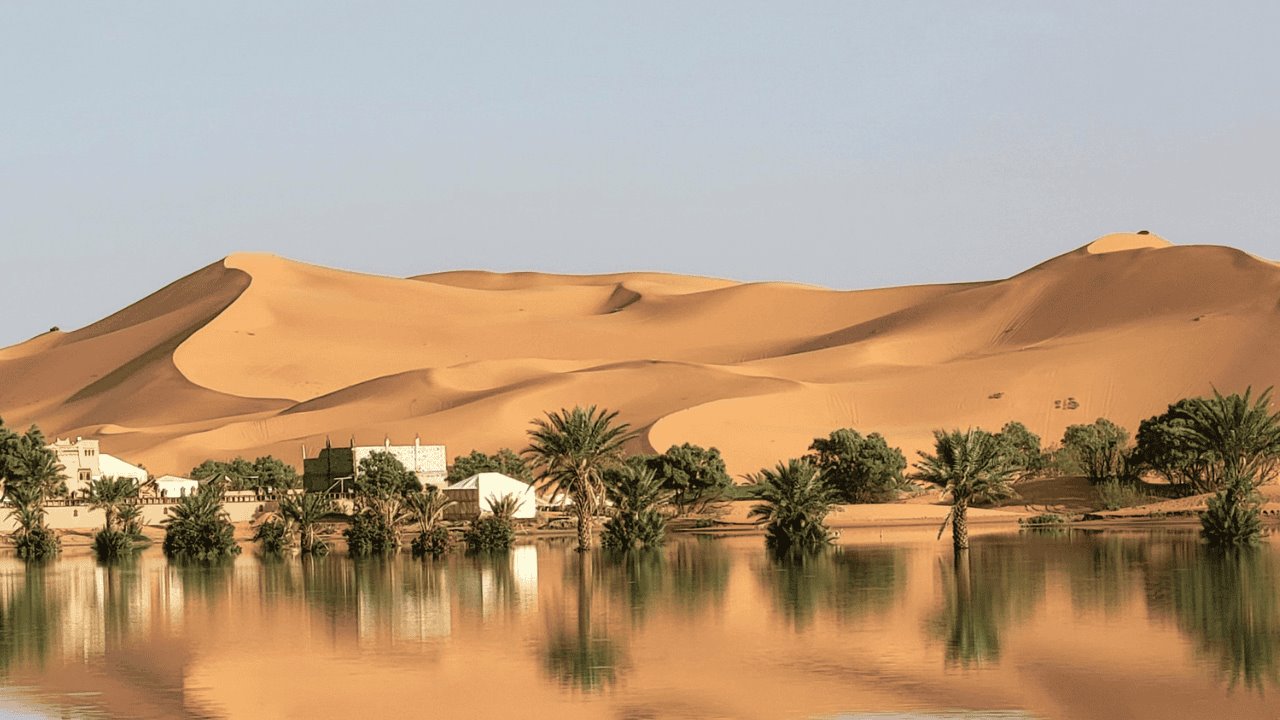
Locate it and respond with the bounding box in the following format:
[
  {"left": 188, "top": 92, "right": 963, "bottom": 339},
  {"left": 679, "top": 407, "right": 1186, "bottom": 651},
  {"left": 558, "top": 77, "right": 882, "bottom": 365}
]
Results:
[
  {"left": 526, "top": 406, "right": 636, "bottom": 552},
  {"left": 279, "top": 492, "right": 338, "bottom": 554},
  {"left": 915, "top": 429, "right": 1018, "bottom": 552},
  {"left": 748, "top": 459, "right": 837, "bottom": 552},
  {"left": 86, "top": 476, "right": 139, "bottom": 533}
]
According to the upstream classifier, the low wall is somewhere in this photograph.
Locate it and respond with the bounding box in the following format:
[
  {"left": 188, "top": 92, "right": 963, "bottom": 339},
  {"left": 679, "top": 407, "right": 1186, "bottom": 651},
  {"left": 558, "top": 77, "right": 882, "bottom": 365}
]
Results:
[{"left": 0, "top": 498, "right": 269, "bottom": 533}]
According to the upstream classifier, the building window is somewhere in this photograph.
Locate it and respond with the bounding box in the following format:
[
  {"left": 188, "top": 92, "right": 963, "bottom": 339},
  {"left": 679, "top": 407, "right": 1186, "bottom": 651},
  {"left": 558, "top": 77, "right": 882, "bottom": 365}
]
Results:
[{"left": 79, "top": 470, "right": 91, "bottom": 481}]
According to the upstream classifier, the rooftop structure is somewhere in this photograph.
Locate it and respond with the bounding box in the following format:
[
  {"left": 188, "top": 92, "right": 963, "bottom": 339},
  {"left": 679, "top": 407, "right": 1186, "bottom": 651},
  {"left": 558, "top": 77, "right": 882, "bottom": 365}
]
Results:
[{"left": 302, "top": 436, "right": 446, "bottom": 493}]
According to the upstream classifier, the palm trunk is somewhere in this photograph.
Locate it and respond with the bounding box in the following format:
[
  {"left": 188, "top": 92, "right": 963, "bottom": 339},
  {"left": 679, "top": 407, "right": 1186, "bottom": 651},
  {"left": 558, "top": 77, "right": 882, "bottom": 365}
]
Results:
[
  {"left": 576, "top": 504, "right": 592, "bottom": 552},
  {"left": 953, "top": 502, "right": 969, "bottom": 552}
]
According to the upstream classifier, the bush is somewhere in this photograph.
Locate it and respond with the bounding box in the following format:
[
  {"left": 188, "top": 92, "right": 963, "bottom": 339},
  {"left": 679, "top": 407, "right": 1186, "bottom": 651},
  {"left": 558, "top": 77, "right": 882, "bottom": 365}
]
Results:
[
  {"left": 1061, "top": 419, "right": 1130, "bottom": 483},
  {"left": 1019, "top": 513, "right": 1068, "bottom": 527},
  {"left": 806, "top": 429, "right": 906, "bottom": 504},
  {"left": 253, "top": 518, "right": 292, "bottom": 554},
  {"left": 1201, "top": 474, "right": 1263, "bottom": 547},
  {"left": 463, "top": 515, "right": 515, "bottom": 552},
  {"left": 411, "top": 526, "right": 454, "bottom": 558},
  {"left": 601, "top": 465, "right": 670, "bottom": 551},
  {"left": 162, "top": 489, "right": 240, "bottom": 561},
  {"left": 14, "top": 525, "right": 60, "bottom": 561},
  {"left": 1095, "top": 479, "right": 1150, "bottom": 511},
  {"left": 92, "top": 529, "right": 135, "bottom": 559},
  {"left": 344, "top": 511, "right": 400, "bottom": 556}
]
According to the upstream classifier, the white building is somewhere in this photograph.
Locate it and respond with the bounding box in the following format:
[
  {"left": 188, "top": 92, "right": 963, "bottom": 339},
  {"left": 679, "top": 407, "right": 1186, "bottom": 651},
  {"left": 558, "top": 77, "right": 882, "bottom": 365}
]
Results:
[
  {"left": 48, "top": 437, "right": 148, "bottom": 497},
  {"left": 445, "top": 472, "right": 538, "bottom": 520},
  {"left": 153, "top": 475, "right": 200, "bottom": 498}
]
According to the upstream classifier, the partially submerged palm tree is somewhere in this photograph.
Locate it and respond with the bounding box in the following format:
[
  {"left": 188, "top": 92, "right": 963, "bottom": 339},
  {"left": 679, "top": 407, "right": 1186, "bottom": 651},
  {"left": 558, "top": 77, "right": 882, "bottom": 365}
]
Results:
[
  {"left": 1178, "top": 388, "right": 1280, "bottom": 547},
  {"left": 86, "top": 475, "right": 142, "bottom": 559},
  {"left": 748, "top": 459, "right": 837, "bottom": 553},
  {"left": 405, "top": 486, "right": 456, "bottom": 557},
  {"left": 915, "top": 429, "right": 1018, "bottom": 552},
  {"left": 279, "top": 492, "right": 338, "bottom": 554},
  {"left": 526, "top": 406, "right": 636, "bottom": 552},
  {"left": 602, "top": 465, "right": 671, "bottom": 551},
  {"left": 162, "top": 483, "right": 240, "bottom": 560},
  {"left": 6, "top": 482, "right": 60, "bottom": 560},
  {"left": 3, "top": 435, "right": 65, "bottom": 560}
]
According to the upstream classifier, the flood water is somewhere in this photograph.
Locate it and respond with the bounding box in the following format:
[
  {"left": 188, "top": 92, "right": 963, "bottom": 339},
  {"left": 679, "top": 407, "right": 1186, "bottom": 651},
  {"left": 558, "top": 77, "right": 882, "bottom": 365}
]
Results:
[{"left": 1, "top": 529, "right": 1278, "bottom": 719}]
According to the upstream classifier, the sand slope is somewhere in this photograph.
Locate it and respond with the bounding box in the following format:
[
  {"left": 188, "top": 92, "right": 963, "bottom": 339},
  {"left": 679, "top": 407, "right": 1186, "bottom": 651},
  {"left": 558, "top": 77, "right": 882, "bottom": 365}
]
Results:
[{"left": 1, "top": 233, "right": 1277, "bottom": 478}]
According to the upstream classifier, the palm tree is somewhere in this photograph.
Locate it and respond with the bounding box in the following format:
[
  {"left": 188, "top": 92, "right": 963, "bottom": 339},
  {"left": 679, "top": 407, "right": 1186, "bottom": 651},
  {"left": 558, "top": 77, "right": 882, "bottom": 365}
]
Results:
[
  {"left": 162, "top": 484, "right": 240, "bottom": 560},
  {"left": 405, "top": 486, "right": 454, "bottom": 536},
  {"left": 602, "top": 465, "right": 671, "bottom": 551},
  {"left": 279, "top": 492, "right": 338, "bottom": 554},
  {"left": 526, "top": 406, "right": 636, "bottom": 552},
  {"left": 915, "top": 429, "right": 1018, "bottom": 552},
  {"left": 748, "top": 459, "right": 838, "bottom": 552},
  {"left": 1179, "top": 387, "right": 1280, "bottom": 488},
  {"left": 86, "top": 476, "right": 139, "bottom": 533}
]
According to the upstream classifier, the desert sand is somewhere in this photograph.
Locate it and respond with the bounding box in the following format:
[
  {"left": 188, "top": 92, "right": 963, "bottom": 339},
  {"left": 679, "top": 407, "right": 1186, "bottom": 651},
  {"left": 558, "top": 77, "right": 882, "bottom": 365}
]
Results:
[{"left": 1, "top": 232, "right": 1278, "bottom": 485}]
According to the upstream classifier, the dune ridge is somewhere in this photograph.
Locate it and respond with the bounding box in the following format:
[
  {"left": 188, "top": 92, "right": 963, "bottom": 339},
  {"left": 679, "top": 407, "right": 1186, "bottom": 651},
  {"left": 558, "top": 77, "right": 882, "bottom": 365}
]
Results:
[{"left": 1, "top": 232, "right": 1277, "bottom": 477}]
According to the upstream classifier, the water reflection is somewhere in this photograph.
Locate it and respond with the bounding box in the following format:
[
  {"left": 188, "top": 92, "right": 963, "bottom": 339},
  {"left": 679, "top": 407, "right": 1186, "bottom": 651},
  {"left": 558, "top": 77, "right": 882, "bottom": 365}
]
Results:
[
  {"left": 0, "top": 533, "right": 1277, "bottom": 718},
  {"left": 758, "top": 545, "right": 905, "bottom": 630},
  {"left": 542, "top": 553, "right": 625, "bottom": 692},
  {"left": 1148, "top": 545, "right": 1280, "bottom": 691},
  {"left": 932, "top": 542, "right": 1046, "bottom": 667}
]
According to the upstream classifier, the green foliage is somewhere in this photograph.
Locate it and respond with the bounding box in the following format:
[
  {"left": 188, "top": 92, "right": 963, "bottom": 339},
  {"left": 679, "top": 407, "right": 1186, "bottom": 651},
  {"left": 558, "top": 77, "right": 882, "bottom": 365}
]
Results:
[
  {"left": 1094, "top": 478, "right": 1151, "bottom": 511},
  {"left": 1020, "top": 513, "right": 1068, "bottom": 527},
  {"left": 356, "top": 450, "right": 421, "bottom": 497},
  {"left": 463, "top": 515, "right": 516, "bottom": 552},
  {"left": 638, "top": 443, "right": 733, "bottom": 516},
  {"left": 253, "top": 518, "right": 292, "bottom": 554},
  {"left": 190, "top": 455, "right": 299, "bottom": 491},
  {"left": 278, "top": 492, "right": 337, "bottom": 555},
  {"left": 748, "top": 459, "right": 837, "bottom": 552},
  {"left": 161, "top": 485, "right": 240, "bottom": 561},
  {"left": 92, "top": 529, "right": 135, "bottom": 559},
  {"left": 344, "top": 511, "right": 401, "bottom": 556},
  {"left": 446, "top": 448, "right": 532, "bottom": 483},
  {"left": 2, "top": 427, "right": 63, "bottom": 561},
  {"left": 994, "top": 421, "right": 1046, "bottom": 477},
  {"left": 1201, "top": 473, "right": 1263, "bottom": 547},
  {"left": 806, "top": 428, "right": 905, "bottom": 504},
  {"left": 1061, "top": 418, "right": 1130, "bottom": 483},
  {"left": 86, "top": 475, "right": 140, "bottom": 533},
  {"left": 411, "top": 526, "right": 454, "bottom": 557},
  {"left": 602, "top": 465, "right": 670, "bottom": 551},
  {"left": 1178, "top": 387, "right": 1280, "bottom": 489},
  {"left": 915, "top": 428, "right": 1018, "bottom": 551},
  {"left": 526, "top": 405, "right": 636, "bottom": 552},
  {"left": 1133, "top": 398, "right": 1217, "bottom": 491}
]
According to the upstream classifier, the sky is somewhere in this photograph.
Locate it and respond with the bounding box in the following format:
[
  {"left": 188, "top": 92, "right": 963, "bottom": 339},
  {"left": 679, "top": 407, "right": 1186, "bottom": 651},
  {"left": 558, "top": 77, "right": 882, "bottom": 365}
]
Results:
[{"left": 2, "top": 2, "right": 1278, "bottom": 346}]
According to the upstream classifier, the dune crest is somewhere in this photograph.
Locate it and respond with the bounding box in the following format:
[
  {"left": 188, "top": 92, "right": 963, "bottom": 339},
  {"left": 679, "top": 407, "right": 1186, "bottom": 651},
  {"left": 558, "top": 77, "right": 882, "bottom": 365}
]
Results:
[
  {"left": 2, "top": 234, "right": 1277, "bottom": 477},
  {"left": 1084, "top": 232, "right": 1172, "bottom": 254}
]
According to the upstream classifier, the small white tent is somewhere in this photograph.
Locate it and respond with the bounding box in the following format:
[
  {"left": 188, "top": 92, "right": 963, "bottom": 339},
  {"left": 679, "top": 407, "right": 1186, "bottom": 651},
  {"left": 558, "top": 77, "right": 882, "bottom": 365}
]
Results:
[{"left": 446, "top": 472, "right": 538, "bottom": 520}]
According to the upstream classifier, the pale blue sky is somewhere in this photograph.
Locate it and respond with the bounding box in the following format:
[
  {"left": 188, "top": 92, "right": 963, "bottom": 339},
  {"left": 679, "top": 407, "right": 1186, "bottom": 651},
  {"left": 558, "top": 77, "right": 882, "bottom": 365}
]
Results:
[{"left": 2, "top": 2, "right": 1277, "bottom": 346}]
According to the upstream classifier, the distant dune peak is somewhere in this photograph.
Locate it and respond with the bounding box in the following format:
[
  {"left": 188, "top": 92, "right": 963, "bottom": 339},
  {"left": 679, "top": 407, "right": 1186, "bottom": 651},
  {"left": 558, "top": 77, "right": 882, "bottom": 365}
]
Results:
[{"left": 1084, "top": 232, "right": 1172, "bottom": 254}]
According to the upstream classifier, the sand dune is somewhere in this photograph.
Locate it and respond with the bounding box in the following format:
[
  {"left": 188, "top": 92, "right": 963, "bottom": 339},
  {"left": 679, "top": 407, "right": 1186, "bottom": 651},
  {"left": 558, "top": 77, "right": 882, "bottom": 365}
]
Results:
[{"left": 1, "top": 232, "right": 1277, "bottom": 478}]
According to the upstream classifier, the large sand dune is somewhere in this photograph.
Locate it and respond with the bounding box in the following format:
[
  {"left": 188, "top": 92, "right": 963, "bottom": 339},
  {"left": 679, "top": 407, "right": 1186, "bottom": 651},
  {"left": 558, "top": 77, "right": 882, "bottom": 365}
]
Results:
[{"left": 2, "top": 233, "right": 1277, "bottom": 478}]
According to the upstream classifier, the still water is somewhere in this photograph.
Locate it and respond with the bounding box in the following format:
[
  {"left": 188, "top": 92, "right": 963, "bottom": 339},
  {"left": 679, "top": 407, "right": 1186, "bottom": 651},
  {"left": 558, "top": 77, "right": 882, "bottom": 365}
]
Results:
[{"left": 0, "top": 529, "right": 1278, "bottom": 719}]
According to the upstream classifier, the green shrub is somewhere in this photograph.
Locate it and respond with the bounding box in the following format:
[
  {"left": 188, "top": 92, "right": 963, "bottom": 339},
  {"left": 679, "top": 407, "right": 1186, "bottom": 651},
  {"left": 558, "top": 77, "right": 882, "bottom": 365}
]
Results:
[
  {"left": 601, "top": 465, "right": 670, "bottom": 551},
  {"left": 1019, "top": 513, "right": 1068, "bottom": 527},
  {"left": 344, "top": 511, "right": 401, "bottom": 556},
  {"left": 253, "top": 518, "right": 292, "bottom": 554},
  {"left": 1201, "top": 474, "right": 1263, "bottom": 547},
  {"left": 749, "top": 459, "right": 837, "bottom": 552},
  {"left": 411, "top": 526, "right": 454, "bottom": 558},
  {"left": 92, "top": 529, "right": 135, "bottom": 560},
  {"left": 463, "top": 515, "right": 515, "bottom": 552},
  {"left": 14, "top": 525, "right": 60, "bottom": 561},
  {"left": 162, "top": 488, "right": 241, "bottom": 561},
  {"left": 1095, "top": 479, "right": 1150, "bottom": 511}
]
